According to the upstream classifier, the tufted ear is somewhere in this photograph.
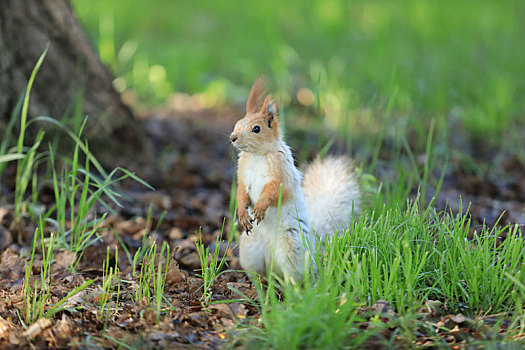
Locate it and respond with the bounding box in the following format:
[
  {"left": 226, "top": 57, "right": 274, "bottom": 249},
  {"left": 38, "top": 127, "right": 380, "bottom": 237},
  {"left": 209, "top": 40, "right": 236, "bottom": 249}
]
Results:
[
  {"left": 246, "top": 76, "right": 267, "bottom": 113},
  {"left": 261, "top": 95, "right": 278, "bottom": 128}
]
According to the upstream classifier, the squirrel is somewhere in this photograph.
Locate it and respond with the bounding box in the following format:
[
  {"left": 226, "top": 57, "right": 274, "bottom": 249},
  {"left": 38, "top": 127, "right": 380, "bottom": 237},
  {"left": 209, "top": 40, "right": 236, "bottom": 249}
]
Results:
[{"left": 230, "top": 77, "right": 360, "bottom": 281}]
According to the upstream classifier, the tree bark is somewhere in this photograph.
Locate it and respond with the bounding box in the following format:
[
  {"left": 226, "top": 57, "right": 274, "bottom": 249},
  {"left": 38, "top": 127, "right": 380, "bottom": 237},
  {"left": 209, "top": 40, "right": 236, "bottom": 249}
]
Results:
[{"left": 0, "top": 0, "right": 144, "bottom": 154}]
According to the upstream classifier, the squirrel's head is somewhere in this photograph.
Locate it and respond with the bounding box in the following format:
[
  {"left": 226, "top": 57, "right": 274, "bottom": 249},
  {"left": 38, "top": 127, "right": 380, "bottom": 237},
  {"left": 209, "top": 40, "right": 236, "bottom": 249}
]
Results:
[{"left": 230, "top": 76, "right": 280, "bottom": 153}]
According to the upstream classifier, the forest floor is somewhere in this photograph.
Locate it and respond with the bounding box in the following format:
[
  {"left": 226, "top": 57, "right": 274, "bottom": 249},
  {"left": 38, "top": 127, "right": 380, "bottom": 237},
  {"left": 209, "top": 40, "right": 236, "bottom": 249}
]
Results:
[{"left": 0, "top": 105, "right": 524, "bottom": 349}]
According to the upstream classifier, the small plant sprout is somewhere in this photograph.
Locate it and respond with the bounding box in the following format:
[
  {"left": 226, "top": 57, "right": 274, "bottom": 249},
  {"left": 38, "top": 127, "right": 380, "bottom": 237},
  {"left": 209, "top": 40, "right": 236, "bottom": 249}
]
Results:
[
  {"left": 132, "top": 239, "right": 170, "bottom": 323},
  {"left": 44, "top": 127, "right": 152, "bottom": 272},
  {"left": 22, "top": 216, "right": 95, "bottom": 326},
  {"left": 99, "top": 247, "right": 121, "bottom": 321},
  {"left": 155, "top": 242, "right": 170, "bottom": 323},
  {"left": 47, "top": 143, "right": 106, "bottom": 272},
  {"left": 195, "top": 216, "right": 237, "bottom": 307},
  {"left": 22, "top": 217, "right": 53, "bottom": 325}
]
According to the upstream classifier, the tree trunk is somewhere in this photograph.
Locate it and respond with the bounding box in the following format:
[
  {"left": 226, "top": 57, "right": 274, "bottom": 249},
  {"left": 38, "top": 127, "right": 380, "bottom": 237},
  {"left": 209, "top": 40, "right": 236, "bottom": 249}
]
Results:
[{"left": 0, "top": 0, "right": 144, "bottom": 155}]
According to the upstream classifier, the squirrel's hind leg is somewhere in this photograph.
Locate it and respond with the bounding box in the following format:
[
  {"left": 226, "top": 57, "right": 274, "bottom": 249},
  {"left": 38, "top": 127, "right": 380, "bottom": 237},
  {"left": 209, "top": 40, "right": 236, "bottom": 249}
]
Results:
[
  {"left": 239, "top": 233, "right": 267, "bottom": 276},
  {"left": 239, "top": 227, "right": 305, "bottom": 282},
  {"left": 272, "top": 232, "right": 304, "bottom": 282}
]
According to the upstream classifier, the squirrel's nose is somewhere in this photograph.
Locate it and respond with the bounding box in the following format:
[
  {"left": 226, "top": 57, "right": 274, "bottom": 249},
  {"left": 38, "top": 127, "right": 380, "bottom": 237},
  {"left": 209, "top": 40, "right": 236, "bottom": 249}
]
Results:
[{"left": 230, "top": 134, "right": 238, "bottom": 143}]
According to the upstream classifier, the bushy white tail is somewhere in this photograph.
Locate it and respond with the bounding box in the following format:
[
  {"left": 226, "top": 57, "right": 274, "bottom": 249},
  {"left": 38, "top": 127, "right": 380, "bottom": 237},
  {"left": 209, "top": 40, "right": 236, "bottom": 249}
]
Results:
[{"left": 302, "top": 156, "right": 360, "bottom": 239}]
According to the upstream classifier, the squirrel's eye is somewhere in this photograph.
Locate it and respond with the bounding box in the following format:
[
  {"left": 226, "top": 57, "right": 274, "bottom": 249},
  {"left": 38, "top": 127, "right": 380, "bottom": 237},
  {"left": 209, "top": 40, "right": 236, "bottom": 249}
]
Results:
[{"left": 252, "top": 125, "right": 261, "bottom": 133}]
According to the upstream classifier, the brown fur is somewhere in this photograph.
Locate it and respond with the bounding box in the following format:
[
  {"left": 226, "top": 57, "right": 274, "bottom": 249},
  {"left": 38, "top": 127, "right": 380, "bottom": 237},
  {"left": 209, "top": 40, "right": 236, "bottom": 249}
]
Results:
[
  {"left": 236, "top": 148, "right": 290, "bottom": 227},
  {"left": 251, "top": 150, "right": 291, "bottom": 222},
  {"left": 236, "top": 178, "right": 252, "bottom": 231},
  {"left": 253, "top": 179, "right": 289, "bottom": 222},
  {"left": 266, "top": 152, "right": 290, "bottom": 200},
  {"left": 230, "top": 78, "right": 280, "bottom": 153},
  {"left": 260, "top": 95, "right": 271, "bottom": 113},
  {"left": 232, "top": 77, "right": 289, "bottom": 226},
  {"left": 246, "top": 76, "right": 267, "bottom": 113}
]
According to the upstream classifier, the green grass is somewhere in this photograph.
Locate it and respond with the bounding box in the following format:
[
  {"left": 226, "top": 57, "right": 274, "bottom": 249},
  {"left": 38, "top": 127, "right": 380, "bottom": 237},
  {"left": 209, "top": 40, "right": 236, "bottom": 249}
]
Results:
[
  {"left": 99, "top": 247, "right": 121, "bottom": 321},
  {"left": 131, "top": 239, "right": 171, "bottom": 323},
  {"left": 195, "top": 217, "right": 238, "bottom": 307},
  {"left": 22, "top": 217, "right": 95, "bottom": 326},
  {"left": 22, "top": 218, "right": 54, "bottom": 325},
  {"left": 2, "top": 46, "right": 160, "bottom": 331},
  {"left": 74, "top": 0, "right": 525, "bottom": 155},
  {"left": 12, "top": 45, "right": 49, "bottom": 229},
  {"left": 45, "top": 134, "right": 151, "bottom": 272},
  {"left": 234, "top": 199, "right": 525, "bottom": 348}
]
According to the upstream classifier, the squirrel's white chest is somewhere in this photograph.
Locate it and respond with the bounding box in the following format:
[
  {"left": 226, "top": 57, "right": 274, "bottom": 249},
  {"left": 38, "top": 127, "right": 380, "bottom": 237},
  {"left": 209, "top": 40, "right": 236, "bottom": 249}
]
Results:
[{"left": 241, "top": 154, "right": 270, "bottom": 203}]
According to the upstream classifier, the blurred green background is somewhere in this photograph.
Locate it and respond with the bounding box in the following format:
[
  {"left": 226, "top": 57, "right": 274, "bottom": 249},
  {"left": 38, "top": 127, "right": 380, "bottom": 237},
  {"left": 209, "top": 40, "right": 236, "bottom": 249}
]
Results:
[{"left": 73, "top": 0, "right": 525, "bottom": 155}]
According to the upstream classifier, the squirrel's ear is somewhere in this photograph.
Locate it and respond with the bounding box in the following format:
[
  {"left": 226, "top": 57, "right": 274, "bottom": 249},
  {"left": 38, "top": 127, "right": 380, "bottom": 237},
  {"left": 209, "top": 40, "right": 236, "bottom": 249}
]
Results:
[
  {"left": 246, "top": 76, "right": 267, "bottom": 114},
  {"left": 261, "top": 95, "right": 277, "bottom": 128}
]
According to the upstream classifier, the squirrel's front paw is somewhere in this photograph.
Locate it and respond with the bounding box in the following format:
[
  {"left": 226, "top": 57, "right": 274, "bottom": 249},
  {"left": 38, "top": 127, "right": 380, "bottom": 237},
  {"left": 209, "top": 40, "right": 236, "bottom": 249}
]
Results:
[
  {"left": 253, "top": 202, "right": 268, "bottom": 223},
  {"left": 238, "top": 208, "right": 253, "bottom": 233}
]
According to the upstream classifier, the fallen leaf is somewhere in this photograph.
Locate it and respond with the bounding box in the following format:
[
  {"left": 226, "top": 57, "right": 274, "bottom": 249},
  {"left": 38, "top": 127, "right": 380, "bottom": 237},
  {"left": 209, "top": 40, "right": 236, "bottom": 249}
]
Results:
[
  {"left": 209, "top": 304, "right": 234, "bottom": 320},
  {"left": 179, "top": 252, "right": 201, "bottom": 270},
  {"left": 229, "top": 302, "right": 248, "bottom": 319},
  {"left": 11, "top": 318, "right": 52, "bottom": 345},
  {"left": 55, "top": 250, "right": 77, "bottom": 269},
  {"left": 165, "top": 260, "right": 185, "bottom": 286},
  {"left": 0, "top": 316, "right": 13, "bottom": 340},
  {"left": 450, "top": 314, "right": 467, "bottom": 324},
  {"left": 55, "top": 314, "right": 73, "bottom": 338}
]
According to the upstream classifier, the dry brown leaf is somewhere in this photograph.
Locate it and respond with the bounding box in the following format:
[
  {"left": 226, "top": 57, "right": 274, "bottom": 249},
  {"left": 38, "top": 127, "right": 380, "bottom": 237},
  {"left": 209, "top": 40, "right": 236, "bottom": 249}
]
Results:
[
  {"left": 229, "top": 302, "right": 248, "bottom": 319},
  {"left": 11, "top": 317, "right": 52, "bottom": 345},
  {"left": 209, "top": 303, "right": 234, "bottom": 319},
  {"left": 165, "top": 260, "right": 185, "bottom": 286},
  {"left": 179, "top": 252, "right": 201, "bottom": 270},
  {"left": 54, "top": 250, "right": 77, "bottom": 269},
  {"left": 55, "top": 314, "right": 72, "bottom": 338},
  {"left": 0, "top": 316, "right": 14, "bottom": 340},
  {"left": 450, "top": 314, "right": 467, "bottom": 324}
]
